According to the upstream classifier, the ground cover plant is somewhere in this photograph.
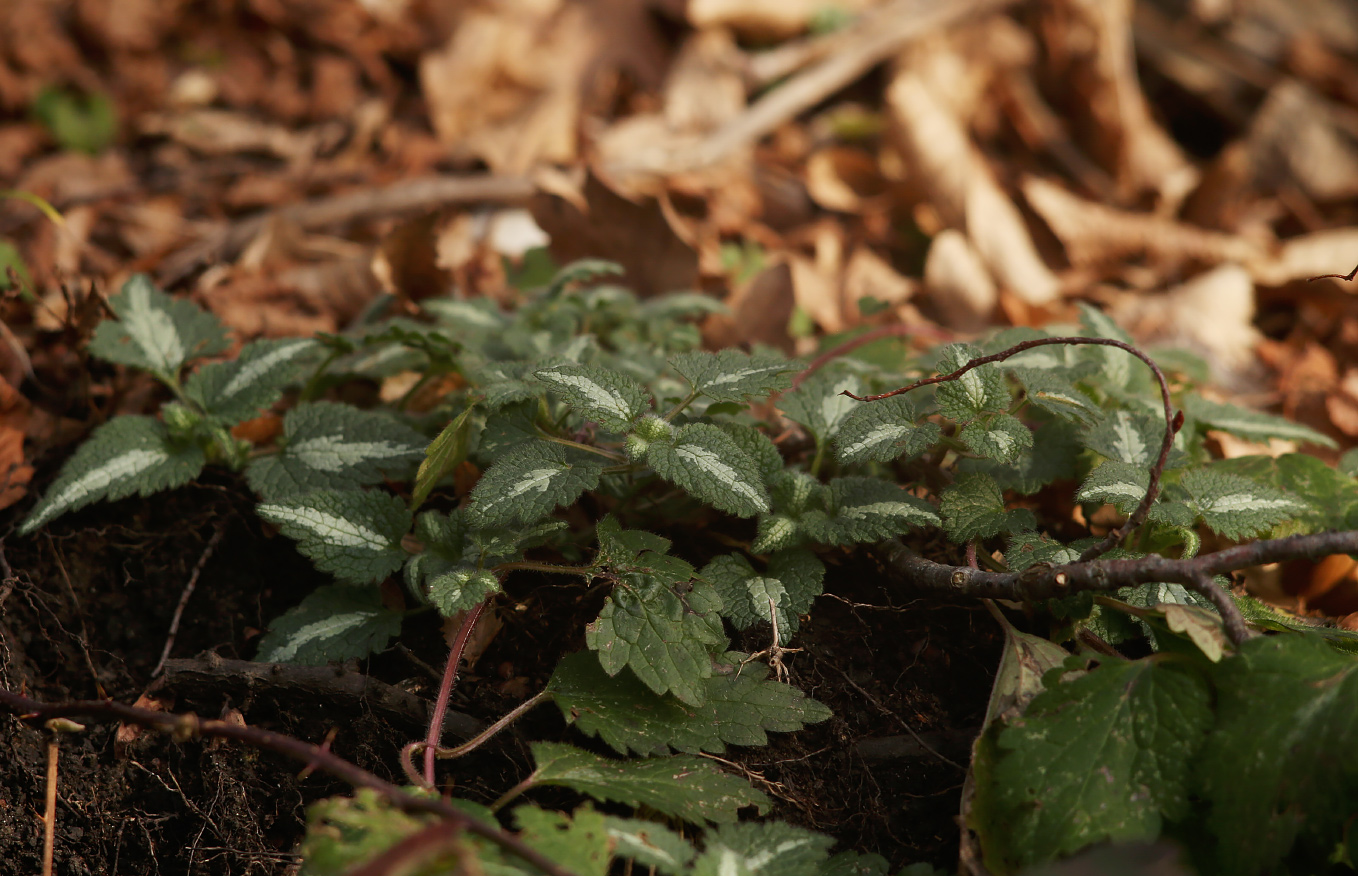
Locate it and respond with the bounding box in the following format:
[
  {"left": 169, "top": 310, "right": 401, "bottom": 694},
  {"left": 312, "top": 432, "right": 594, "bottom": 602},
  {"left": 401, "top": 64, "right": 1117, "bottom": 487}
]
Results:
[{"left": 7, "top": 264, "right": 1358, "bottom": 876}]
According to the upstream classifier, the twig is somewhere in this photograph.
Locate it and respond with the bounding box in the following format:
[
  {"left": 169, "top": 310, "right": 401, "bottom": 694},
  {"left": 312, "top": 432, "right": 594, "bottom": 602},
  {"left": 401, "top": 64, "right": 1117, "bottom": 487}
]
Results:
[
  {"left": 423, "top": 599, "right": 489, "bottom": 787},
  {"left": 0, "top": 688, "right": 578, "bottom": 876},
  {"left": 688, "top": 0, "right": 1015, "bottom": 170},
  {"left": 875, "top": 530, "right": 1358, "bottom": 646},
  {"left": 1310, "top": 264, "right": 1358, "bottom": 282},
  {"left": 151, "top": 524, "right": 226, "bottom": 678},
  {"left": 157, "top": 174, "right": 535, "bottom": 285},
  {"left": 824, "top": 662, "right": 963, "bottom": 769},
  {"left": 42, "top": 737, "right": 57, "bottom": 876},
  {"left": 789, "top": 323, "right": 953, "bottom": 391},
  {"left": 845, "top": 336, "right": 1180, "bottom": 563}
]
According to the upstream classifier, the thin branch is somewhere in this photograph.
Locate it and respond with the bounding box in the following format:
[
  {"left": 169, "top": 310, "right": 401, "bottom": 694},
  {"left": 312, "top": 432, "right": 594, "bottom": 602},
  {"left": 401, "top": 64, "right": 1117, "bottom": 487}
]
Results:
[
  {"left": 423, "top": 600, "right": 489, "bottom": 786},
  {"left": 845, "top": 336, "right": 1180, "bottom": 562},
  {"left": 152, "top": 523, "right": 226, "bottom": 678},
  {"left": 0, "top": 689, "right": 578, "bottom": 876},
  {"left": 789, "top": 323, "right": 952, "bottom": 392},
  {"left": 433, "top": 689, "right": 553, "bottom": 761}
]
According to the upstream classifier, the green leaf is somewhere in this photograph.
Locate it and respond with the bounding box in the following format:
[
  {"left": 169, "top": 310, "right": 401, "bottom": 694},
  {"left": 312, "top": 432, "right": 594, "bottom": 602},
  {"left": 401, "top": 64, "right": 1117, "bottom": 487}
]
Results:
[
  {"left": 1076, "top": 461, "right": 1150, "bottom": 514},
  {"left": 1200, "top": 635, "right": 1358, "bottom": 874},
  {"left": 702, "top": 550, "right": 825, "bottom": 641},
  {"left": 20, "top": 416, "right": 206, "bottom": 534},
  {"left": 255, "top": 584, "right": 404, "bottom": 664},
  {"left": 86, "top": 275, "right": 229, "bottom": 382},
  {"left": 818, "top": 850, "right": 890, "bottom": 876},
  {"left": 513, "top": 806, "right": 610, "bottom": 876},
  {"left": 670, "top": 349, "right": 796, "bottom": 402},
  {"left": 410, "top": 405, "right": 475, "bottom": 510},
  {"left": 692, "top": 822, "right": 835, "bottom": 876},
  {"left": 972, "top": 659, "right": 1212, "bottom": 871},
  {"left": 1180, "top": 467, "right": 1307, "bottom": 540},
  {"left": 1012, "top": 369, "right": 1101, "bottom": 424},
  {"left": 934, "top": 344, "right": 1010, "bottom": 421},
  {"left": 603, "top": 816, "right": 695, "bottom": 875},
  {"left": 1082, "top": 411, "right": 1165, "bottom": 467},
  {"left": 960, "top": 414, "right": 1033, "bottom": 464},
  {"left": 547, "top": 650, "right": 831, "bottom": 756},
  {"left": 807, "top": 477, "right": 940, "bottom": 546},
  {"left": 585, "top": 574, "right": 727, "bottom": 706},
  {"left": 528, "top": 742, "right": 769, "bottom": 825},
  {"left": 547, "top": 259, "right": 625, "bottom": 296},
  {"left": 32, "top": 86, "right": 117, "bottom": 154},
  {"left": 834, "top": 396, "right": 941, "bottom": 466},
  {"left": 535, "top": 362, "right": 650, "bottom": 432},
  {"left": 939, "top": 472, "right": 1035, "bottom": 542},
  {"left": 1077, "top": 304, "right": 1136, "bottom": 389},
  {"left": 297, "top": 789, "right": 435, "bottom": 874},
  {"left": 245, "top": 402, "right": 427, "bottom": 501},
  {"left": 778, "top": 371, "right": 863, "bottom": 443},
  {"left": 426, "top": 568, "right": 501, "bottom": 616},
  {"left": 646, "top": 423, "right": 769, "bottom": 517},
  {"left": 186, "top": 337, "right": 320, "bottom": 424},
  {"left": 712, "top": 422, "right": 784, "bottom": 484},
  {"left": 466, "top": 442, "right": 607, "bottom": 529},
  {"left": 257, "top": 489, "right": 412, "bottom": 584},
  {"left": 1183, "top": 396, "right": 1336, "bottom": 448}
]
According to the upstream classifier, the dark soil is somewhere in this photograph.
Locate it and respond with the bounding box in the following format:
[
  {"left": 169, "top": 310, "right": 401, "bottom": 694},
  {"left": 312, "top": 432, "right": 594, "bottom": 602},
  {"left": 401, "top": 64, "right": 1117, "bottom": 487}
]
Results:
[{"left": 0, "top": 473, "right": 998, "bottom": 875}]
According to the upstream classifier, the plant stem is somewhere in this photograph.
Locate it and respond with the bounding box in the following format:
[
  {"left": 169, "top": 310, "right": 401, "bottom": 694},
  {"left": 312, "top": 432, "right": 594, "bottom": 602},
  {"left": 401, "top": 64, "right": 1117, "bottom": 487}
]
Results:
[
  {"left": 490, "top": 775, "right": 536, "bottom": 813},
  {"left": 536, "top": 433, "right": 626, "bottom": 462},
  {"left": 664, "top": 389, "right": 700, "bottom": 422},
  {"left": 434, "top": 690, "right": 553, "bottom": 761},
  {"left": 423, "top": 599, "right": 489, "bottom": 786},
  {"left": 493, "top": 561, "right": 594, "bottom": 577}
]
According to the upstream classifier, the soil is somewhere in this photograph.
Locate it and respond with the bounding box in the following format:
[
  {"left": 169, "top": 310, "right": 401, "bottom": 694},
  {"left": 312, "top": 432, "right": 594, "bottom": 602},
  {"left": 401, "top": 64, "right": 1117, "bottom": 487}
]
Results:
[{"left": 0, "top": 468, "right": 999, "bottom": 875}]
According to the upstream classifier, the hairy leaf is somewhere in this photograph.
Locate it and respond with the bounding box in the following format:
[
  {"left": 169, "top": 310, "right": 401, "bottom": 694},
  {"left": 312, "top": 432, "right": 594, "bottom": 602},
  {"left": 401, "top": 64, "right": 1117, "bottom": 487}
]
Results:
[
  {"left": 939, "top": 472, "right": 1035, "bottom": 542},
  {"left": 1200, "top": 635, "right": 1358, "bottom": 874},
  {"left": 670, "top": 349, "right": 796, "bottom": 402},
  {"left": 548, "top": 651, "right": 831, "bottom": 756},
  {"left": 973, "top": 659, "right": 1212, "bottom": 871},
  {"left": 513, "top": 806, "right": 609, "bottom": 876},
  {"left": 1012, "top": 369, "right": 1101, "bottom": 425},
  {"left": 646, "top": 423, "right": 769, "bottom": 517},
  {"left": 535, "top": 362, "right": 650, "bottom": 432},
  {"left": 245, "top": 402, "right": 426, "bottom": 500},
  {"left": 934, "top": 344, "right": 1010, "bottom": 422},
  {"left": 1180, "top": 467, "right": 1307, "bottom": 539},
  {"left": 713, "top": 422, "right": 784, "bottom": 484},
  {"left": 87, "top": 274, "right": 229, "bottom": 382},
  {"left": 603, "top": 816, "right": 695, "bottom": 875},
  {"left": 585, "top": 574, "right": 727, "bottom": 706},
  {"left": 529, "top": 742, "right": 768, "bottom": 825},
  {"left": 466, "top": 442, "right": 607, "bottom": 529},
  {"left": 960, "top": 414, "right": 1033, "bottom": 465},
  {"left": 778, "top": 371, "right": 862, "bottom": 443},
  {"left": 426, "top": 568, "right": 501, "bottom": 616},
  {"left": 702, "top": 550, "right": 824, "bottom": 641},
  {"left": 257, "top": 489, "right": 412, "bottom": 584},
  {"left": 186, "top": 337, "right": 320, "bottom": 424},
  {"left": 1076, "top": 461, "right": 1150, "bottom": 514},
  {"left": 834, "top": 396, "right": 940, "bottom": 466},
  {"left": 1082, "top": 411, "right": 1166, "bottom": 467},
  {"left": 20, "top": 416, "right": 206, "bottom": 534},
  {"left": 805, "top": 478, "right": 940, "bottom": 546},
  {"left": 1184, "top": 396, "right": 1335, "bottom": 449},
  {"left": 692, "top": 822, "right": 835, "bottom": 876},
  {"left": 255, "top": 585, "right": 404, "bottom": 664}
]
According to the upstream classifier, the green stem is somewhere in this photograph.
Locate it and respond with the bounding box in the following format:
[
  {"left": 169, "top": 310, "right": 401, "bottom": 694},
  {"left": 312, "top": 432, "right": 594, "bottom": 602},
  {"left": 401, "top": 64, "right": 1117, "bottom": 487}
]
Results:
[
  {"left": 490, "top": 775, "right": 536, "bottom": 813},
  {"left": 299, "top": 350, "right": 342, "bottom": 402},
  {"left": 809, "top": 440, "right": 826, "bottom": 478},
  {"left": 663, "top": 389, "right": 700, "bottom": 422},
  {"left": 537, "top": 433, "right": 626, "bottom": 462},
  {"left": 493, "top": 561, "right": 594, "bottom": 577},
  {"left": 434, "top": 690, "right": 553, "bottom": 761}
]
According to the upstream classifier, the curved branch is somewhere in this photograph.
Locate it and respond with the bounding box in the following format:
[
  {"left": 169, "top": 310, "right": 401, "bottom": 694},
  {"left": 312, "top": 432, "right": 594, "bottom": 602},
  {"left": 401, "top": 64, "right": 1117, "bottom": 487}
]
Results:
[{"left": 845, "top": 335, "right": 1179, "bottom": 560}]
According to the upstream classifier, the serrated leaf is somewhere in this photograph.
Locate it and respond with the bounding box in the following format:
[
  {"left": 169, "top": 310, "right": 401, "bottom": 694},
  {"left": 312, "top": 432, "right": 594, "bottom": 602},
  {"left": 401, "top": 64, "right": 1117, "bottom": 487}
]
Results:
[
  {"left": 1200, "top": 635, "right": 1358, "bottom": 873},
  {"left": 186, "top": 337, "right": 319, "bottom": 424},
  {"left": 257, "top": 489, "right": 412, "bottom": 584},
  {"left": 603, "top": 816, "right": 695, "bottom": 875},
  {"left": 834, "top": 396, "right": 941, "bottom": 466},
  {"left": 297, "top": 788, "right": 436, "bottom": 874},
  {"left": 255, "top": 584, "right": 404, "bottom": 664},
  {"left": 647, "top": 423, "right": 769, "bottom": 517},
  {"left": 702, "top": 550, "right": 825, "bottom": 641},
  {"left": 245, "top": 402, "right": 427, "bottom": 501},
  {"left": 1082, "top": 411, "right": 1165, "bottom": 467},
  {"left": 1180, "top": 467, "right": 1307, "bottom": 539},
  {"left": 960, "top": 414, "right": 1033, "bottom": 464},
  {"left": 1076, "top": 461, "right": 1150, "bottom": 514},
  {"left": 411, "top": 404, "right": 475, "bottom": 510},
  {"left": 778, "top": 371, "right": 862, "bottom": 443},
  {"left": 1184, "top": 396, "right": 1336, "bottom": 448},
  {"left": 529, "top": 742, "right": 769, "bottom": 825},
  {"left": 939, "top": 472, "right": 1035, "bottom": 542},
  {"left": 466, "top": 441, "right": 607, "bottom": 529},
  {"left": 692, "top": 822, "right": 835, "bottom": 876},
  {"left": 548, "top": 651, "right": 831, "bottom": 756},
  {"left": 86, "top": 274, "right": 229, "bottom": 381},
  {"left": 535, "top": 363, "right": 650, "bottom": 432},
  {"left": 934, "top": 344, "right": 1010, "bottom": 422},
  {"left": 427, "top": 567, "right": 501, "bottom": 616},
  {"left": 513, "top": 806, "right": 609, "bottom": 876},
  {"left": 20, "top": 416, "right": 206, "bottom": 534},
  {"left": 712, "top": 422, "right": 784, "bottom": 484},
  {"left": 1077, "top": 304, "right": 1135, "bottom": 389},
  {"left": 670, "top": 349, "right": 796, "bottom": 403},
  {"left": 807, "top": 477, "right": 940, "bottom": 546},
  {"left": 585, "top": 574, "right": 726, "bottom": 706},
  {"left": 973, "top": 659, "right": 1212, "bottom": 871},
  {"left": 1012, "top": 369, "right": 1101, "bottom": 424}
]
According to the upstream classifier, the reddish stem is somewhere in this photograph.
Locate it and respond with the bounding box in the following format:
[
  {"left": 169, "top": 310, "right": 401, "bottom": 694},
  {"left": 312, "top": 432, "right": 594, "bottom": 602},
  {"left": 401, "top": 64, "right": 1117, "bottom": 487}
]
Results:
[{"left": 423, "top": 599, "right": 488, "bottom": 786}]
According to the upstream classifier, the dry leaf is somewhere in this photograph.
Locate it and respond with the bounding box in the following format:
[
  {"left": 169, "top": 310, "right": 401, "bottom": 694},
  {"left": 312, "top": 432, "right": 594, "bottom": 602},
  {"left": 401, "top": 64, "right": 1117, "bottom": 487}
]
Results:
[{"left": 924, "top": 228, "right": 998, "bottom": 331}]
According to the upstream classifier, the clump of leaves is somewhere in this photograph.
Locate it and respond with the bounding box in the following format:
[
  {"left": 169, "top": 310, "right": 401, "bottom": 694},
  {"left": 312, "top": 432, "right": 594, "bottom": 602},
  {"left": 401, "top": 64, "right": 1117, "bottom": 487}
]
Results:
[{"left": 20, "top": 266, "right": 1358, "bottom": 876}]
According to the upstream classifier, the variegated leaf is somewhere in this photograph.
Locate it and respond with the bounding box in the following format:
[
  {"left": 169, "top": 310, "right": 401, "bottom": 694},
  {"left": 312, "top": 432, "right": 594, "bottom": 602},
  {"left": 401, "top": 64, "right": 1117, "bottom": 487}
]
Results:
[
  {"left": 86, "top": 274, "right": 229, "bottom": 382},
  {"left": 536, "top": 363, "right": 651, "bottom": 432},
  {"left": 257, "top": 489, "right": 412, "bottom": 583},
  {"left": 466, "top": 441, "right": 608, "bottom": 529},
  {"left": 645, "top": 423, "right": 769, "bottom": 517}
]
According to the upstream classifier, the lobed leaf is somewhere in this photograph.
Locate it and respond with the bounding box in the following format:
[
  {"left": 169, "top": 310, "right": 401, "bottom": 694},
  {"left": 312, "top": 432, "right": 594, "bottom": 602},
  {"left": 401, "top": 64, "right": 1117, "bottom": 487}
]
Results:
[
  {"left": 255, "top": 584, "right": 404, "bottom": 665},
  {"left": 834, "top": 396, "right": 940, "bottom": 466},
  {"left": 20, "top": 416, "right": 206, "bottom": 534},
  {"left": 245, "top": 402, "right": 427, "bottom": 501},
  {"left": 87, "top": 274, "right": 229, "bottom": 382},
  {"left": 670, "top": 349, "right": 797, "bottom": 403},
  {"left": 466, "top": 441, "right": 608, "bottom": 529},
  {"left": 257, "top": 489, "right": 412, "bottom": 584},
  {"left": 646, "top": 423, "right": 770, "bottom": 517},
  {"left": 547, "top": 650, "right": 832, "bottom": 756},
  {"left": 529, "top": 742, "right": 769, "bottom": 825},
  {"left": 535, "top": 362, "right": 650, "bottom": 432}
]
